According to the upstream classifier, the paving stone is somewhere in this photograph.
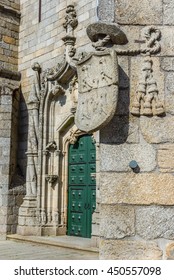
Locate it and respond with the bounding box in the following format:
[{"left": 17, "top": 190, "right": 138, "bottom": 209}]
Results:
[{"left": 0, "top": 240, "right": 98, "bottom": 260}]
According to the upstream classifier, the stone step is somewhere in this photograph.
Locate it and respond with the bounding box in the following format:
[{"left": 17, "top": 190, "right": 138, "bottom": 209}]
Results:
[{"left": 7, "top": 234, "right": 99, "bottom": 253}]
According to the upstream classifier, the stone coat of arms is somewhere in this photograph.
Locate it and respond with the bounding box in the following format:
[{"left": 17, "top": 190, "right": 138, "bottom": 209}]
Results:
[{"left": 75, "top": 50, "right": 118, "bottom": 132}]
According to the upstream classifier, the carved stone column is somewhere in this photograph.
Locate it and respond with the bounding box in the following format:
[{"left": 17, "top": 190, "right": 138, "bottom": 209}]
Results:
[{"left": 17, "top": 64, "right": 41, "bottom": 236}]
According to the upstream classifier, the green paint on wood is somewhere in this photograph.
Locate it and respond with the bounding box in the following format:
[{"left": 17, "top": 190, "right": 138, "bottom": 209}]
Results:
[{"left": 67, "top": 135, "right": 96, "bottom": 238}]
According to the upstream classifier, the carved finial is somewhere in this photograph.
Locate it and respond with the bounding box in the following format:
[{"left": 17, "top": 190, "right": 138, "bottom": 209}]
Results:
[
  {"left": 32, "top": 62, "right": 41, "bottom": 72},
  {"left": 62, "top": 4, "right": 78, "bottom": 58},
  {"left": 63, "top": 4, "right": 78, "bottom": 32}
]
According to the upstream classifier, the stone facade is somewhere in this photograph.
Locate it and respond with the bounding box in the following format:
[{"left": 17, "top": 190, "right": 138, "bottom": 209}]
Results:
[
  {"left": 1, "top": 0, "right": 174, "bottom": 260},
  {"left": 99, "top": 0, "right": 174, "bottom": 260}
]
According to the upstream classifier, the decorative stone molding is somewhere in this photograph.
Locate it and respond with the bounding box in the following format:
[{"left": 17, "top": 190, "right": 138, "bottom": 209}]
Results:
[
  {"left": 0, "top": 67, "right": 21, "bottom": 81},
  {"left": 45, "top": 141, "right": 57, "bottom": 152},
  {"left": 67, "top": 127, "right": 84, "bottom": 144},
  {"left": 131, "top": 57, "right": 165, "bottom": 116},
  {"left": 115, "top": 26, "right": 161, "bottom": 56},
  {"left": 0, "top": 4, "right": 21, "bottom": 18},
  {"left": 45, "top": 175, "right": 58, "bottom": 184}
]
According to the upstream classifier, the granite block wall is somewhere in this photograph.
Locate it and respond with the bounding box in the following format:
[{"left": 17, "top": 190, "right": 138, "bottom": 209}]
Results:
[{"left": 99, "top": 0, "right": 174, "bottom": 260}]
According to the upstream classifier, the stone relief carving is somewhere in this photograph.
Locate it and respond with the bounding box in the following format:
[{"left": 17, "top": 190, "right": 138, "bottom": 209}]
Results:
[
  {"left": 131, "top": 58, "right": 164, "bottom": 116},
  {"left": 75, "top": 50, "right": 119, "bottom": 132},
  {"left": 69, "top": 75, "right": 78, "bottom": 113},
  {"left": 63, "top": 4, "right": 78, "bottom": 58},
  {"left": 67, "top": 127, "right": 84, "bottom": 145},
  {"left": 86, "top": 21, "right": 164, "bottom": 118}
]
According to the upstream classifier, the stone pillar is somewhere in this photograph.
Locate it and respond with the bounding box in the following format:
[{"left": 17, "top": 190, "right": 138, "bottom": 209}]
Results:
[{"left": 17, "top": 101, "right": 40, "bottom": 235}]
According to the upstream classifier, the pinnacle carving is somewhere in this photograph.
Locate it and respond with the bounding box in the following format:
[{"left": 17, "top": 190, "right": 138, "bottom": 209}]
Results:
[{"left": 62, "top": 4, "right": 78, "bottom": 58}]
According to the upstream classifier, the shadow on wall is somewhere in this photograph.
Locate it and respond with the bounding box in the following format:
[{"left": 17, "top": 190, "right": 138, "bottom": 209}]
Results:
[
  {"left": 7, "top": 90, "right": 28, "bottom": 234},
  {"left": 100, "top": 65, "right": 130, "bottom": 144}
]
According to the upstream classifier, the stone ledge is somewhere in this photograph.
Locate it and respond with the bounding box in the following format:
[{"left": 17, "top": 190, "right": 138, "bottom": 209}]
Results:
[
  {"left": 0, "top": 4, "right": 21, "bottom": 18},
  {"left": 0, "top": 68, "right": 21, "bottom": 81}
]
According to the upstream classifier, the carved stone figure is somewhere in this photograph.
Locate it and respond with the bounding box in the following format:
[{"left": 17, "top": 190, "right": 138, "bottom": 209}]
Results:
[{"left": 131, "top": 58, "right": 164, "bottom": 116}]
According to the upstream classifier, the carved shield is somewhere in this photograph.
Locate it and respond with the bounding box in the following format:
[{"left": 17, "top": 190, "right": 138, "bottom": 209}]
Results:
[{"left": 75, "top": 50, "right": 118, "bottom": 132}]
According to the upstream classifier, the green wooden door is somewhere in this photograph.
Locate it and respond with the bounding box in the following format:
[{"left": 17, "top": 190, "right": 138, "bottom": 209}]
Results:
[{"left": 67, "top": 135, "right": 96, "bottom": 238}]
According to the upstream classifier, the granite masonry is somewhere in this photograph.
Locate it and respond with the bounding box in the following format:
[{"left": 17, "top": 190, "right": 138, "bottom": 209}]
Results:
[{"left": 0, "top": 0, "right": 174, "bottom": 260}]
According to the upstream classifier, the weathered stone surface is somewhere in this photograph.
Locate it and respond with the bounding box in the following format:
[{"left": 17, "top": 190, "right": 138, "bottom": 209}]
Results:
[
  {"left": 100, "top": 239, "right": 162, "bottom": 260},
  {"left": 163, "top": 0, "right": 174, "bottom": 25},
  {"left": 98, "top": 0, "right": 115, "bottom": 22},
  {"left": 100, "top": 173, "right": 174, "bottom": 205},
  {"left": 116, "top": 89, "right": 130, "bottom": 115},
  {"left": 100, "top": 137, "right": 156, "bottom": 172},
  {"left": 100, "top": 205, "right": 135, "bottom": 238},
  {"left": 164, "top": 73, "right": 174, "bottom": 115},
  {"left": 100, "top": 115, "right": 139, "bottom": 144},
  {"left": 136, "top": 206, "right": 174, "bottom": 240},
  {"left": 160, "top": 27, "right": 174, "bottom": 56},
  {"left": 140, "top": 116, "right": 174, "bottom": 143},
  {"left": 161, "top": 57, "right": 174, "bottom": 72},
  {"left": 115, "top": 0, "right": 162, "bottom": 25},
  {"left": 117, "top": 26, "right": 142, "bottom": 54},
  {"left": 158, "top": 144, "right": 174, "bottom": 172},
  {"left": 118, "top": 56, "right": 129, "bottom": 90},
  {"left": 166, "top": 243, "right": 174, "bottom": 260}
]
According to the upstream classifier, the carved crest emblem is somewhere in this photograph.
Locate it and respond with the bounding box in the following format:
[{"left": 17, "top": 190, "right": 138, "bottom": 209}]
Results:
[{"left": 75, "top": 50, "right": 118, "bottom": 132}]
